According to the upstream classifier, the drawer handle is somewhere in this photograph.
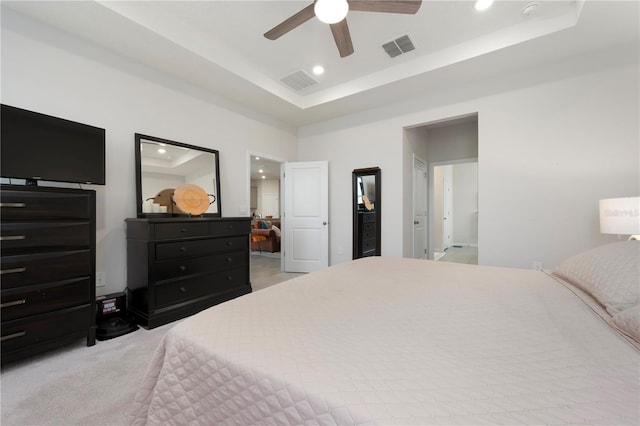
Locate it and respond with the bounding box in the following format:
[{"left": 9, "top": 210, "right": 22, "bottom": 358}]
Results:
[
  {"left": 225, "top": 257, "right": 232, "bottom": 263},
  {"left": 226, "top": 241, "right": 233, "bottom": 246},
  {"left": 180, "top": 286, "right": 187, "bottom": 293},
  {"left": 1, "top": 331, "right": 26, "bottom": 341},
  {"left": 179, "top": 265, "right": 186, "bottom": 272},
  {"left": 0, "top": 299, "right": 26, "bottom": 308},
  {"left": 0, "top": 235, "right": 26, "bottom": 241},
  {"left": 226, "top": 275, "right": 232, "bottom": 281},
  {"left": 1, "top": 267, "right": 26, "bottom": 275},
  {"left": 180, "top": 247, "right": 187, "bottom": 252},
  {"left": 180, "top": 228, "right": 187, "bottom": 233},
  {"left": 0, "top": 202, "right": 26, "bottom": 208},
  {"left": 227, "top": 225, "right": 234, "bottom": 230}
]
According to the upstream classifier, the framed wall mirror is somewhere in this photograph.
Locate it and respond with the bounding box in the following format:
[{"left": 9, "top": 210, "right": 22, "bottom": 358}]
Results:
[
  {"left": 353, "top": 167, "right": 381, "bottom": 259},
  {"left": 135, "top": 133, "right": 221, "bottom": 218}
]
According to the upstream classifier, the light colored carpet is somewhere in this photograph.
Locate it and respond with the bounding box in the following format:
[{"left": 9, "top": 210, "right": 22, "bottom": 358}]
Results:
[
  {"left": 0, "top": 261, "right": 303, "bottom": 426},
  {"left": 1, "top": 321, "right": 173, "bottom": 425}
]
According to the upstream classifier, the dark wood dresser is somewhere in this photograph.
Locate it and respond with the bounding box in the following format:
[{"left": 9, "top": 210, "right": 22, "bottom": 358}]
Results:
[
  {"left": 0, "top": 185, "right": 96, "bottom": 364},
  {"left": 356, "top": 211, "right": 378, "bottom": 258},
  {"left": 125, "top": 217, "right": 252, "bottom": 328}
]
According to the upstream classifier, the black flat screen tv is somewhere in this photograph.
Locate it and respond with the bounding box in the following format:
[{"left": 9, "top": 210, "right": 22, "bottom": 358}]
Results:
[{"left": 1, "top": 104, "right": 105, "bottom": 185}]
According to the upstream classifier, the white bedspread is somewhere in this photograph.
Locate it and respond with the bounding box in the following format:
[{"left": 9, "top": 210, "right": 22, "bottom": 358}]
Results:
[{"left": 130, "top": 257, "right": 639, "bottom": 425}]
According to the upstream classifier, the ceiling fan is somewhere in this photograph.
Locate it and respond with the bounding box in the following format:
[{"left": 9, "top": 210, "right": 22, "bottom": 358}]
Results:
[{"left": 264, "top": 0, "right": 422, "bottom": 58}]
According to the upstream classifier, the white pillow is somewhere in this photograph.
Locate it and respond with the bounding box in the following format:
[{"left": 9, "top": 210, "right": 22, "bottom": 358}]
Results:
[
  {"left": 553, "top": 241, "right": 639, "bottom": 314},
  {"left": 611, "top": 304, "right": 640, "bottom": 344},
  {"left": 271, "top": 225, "right": 281, "bottom": 238}
]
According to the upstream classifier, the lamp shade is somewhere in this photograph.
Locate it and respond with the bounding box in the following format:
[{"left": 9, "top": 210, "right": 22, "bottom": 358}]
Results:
[{"left": 599, "top": 197, "right": 640, "bottom": 235}]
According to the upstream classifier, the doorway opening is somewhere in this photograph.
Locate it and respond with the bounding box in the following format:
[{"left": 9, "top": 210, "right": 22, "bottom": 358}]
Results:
[
  {"left": 248, "top": 153, "right": 284, "bottom": 290},
  {"left": 406, "top": 113, "right": 479, "bottom": 264},
  {"left": 431, "top": 161, "right": 478, "bottom": 264}
]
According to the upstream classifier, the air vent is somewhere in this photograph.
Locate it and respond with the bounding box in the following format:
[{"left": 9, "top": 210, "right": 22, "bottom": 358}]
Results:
[
  {"left": 382, "top": 34, "right": 416, "bottom": 58},
  {"left": 382, "top": 41, "right": 402, "bottom": 58},
  {"left": 280, "top": 70, "right": 318, "bottom": 91}
]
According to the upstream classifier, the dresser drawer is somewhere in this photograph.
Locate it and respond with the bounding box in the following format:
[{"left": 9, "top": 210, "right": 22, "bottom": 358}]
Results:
[
  {"left": 361, "top": 213, "right": 376, "bottom": 223},
  {"left": 154, "top": 222, "right": 209, "bottom": 240},
  {"left": 210, "top": 220, "right": 251, "bottom": 237},
  {"left": 1, "top": 277, "right": 91, "bottom": 321},
  {"left": 1, "top": 250, "right": 91, "bottom": 289},
  {"left": 155, "top": 236, "right": 247, "bottom": 261},
  {"left": 0, "top": 190, "right": 91, "bottom": 220},
  {"left": 362, "top": 223, "right": 376, "bottom": 240},
  {"left": 153, "top": 251, "right": 247, "bottom": 281},
  {"left": 362, "top": 238, "right": 377, "bottom": 253},
  {"left": 1, "top": 304, "right": 92, "bottom": 353},
  {"left": 155, "top": 266, "right": 248, "bottom": 308},
  {"left": 1, "top": 222, "right": 90, "bottom": 254}
]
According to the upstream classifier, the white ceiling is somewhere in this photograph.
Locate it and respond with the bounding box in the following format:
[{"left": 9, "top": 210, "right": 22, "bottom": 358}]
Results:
[
  {"left": 251, "top": 155, "right": 282, "bottom": 181},
  {"left": 3, "top": 1, "right": 639, "bottom": 127}
]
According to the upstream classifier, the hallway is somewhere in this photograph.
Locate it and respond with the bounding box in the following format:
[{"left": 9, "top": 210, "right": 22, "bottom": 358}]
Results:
[{"left": 435, "top": 246, "right": 478, "bottom": 264}]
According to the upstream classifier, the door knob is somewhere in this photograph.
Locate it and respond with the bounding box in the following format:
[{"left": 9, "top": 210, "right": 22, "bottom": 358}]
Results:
[
  {"left": 414, "top": 221, "right": 419, "bottom": 225},
  {"left": 322, "top": 221, "right": 327, "bottom": 225}
]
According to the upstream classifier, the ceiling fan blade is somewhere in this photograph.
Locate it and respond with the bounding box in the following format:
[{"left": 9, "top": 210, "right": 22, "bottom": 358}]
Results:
[
  {"left": 330, "top": 19, "right": 354, "bottom": 58},
  {"left": 348, "top": 0, "right": 422, "bottom": 14},
  {"left": 264, "top": 3, "right": 316, "bottom": 40}
]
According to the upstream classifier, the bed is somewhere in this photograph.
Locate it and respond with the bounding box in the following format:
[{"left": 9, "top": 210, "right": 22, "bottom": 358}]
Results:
[{"left": 130, "top": 241, "right": 639, "bottom": 425}]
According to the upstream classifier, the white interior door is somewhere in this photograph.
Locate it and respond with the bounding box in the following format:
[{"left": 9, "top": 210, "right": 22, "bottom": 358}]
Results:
[
  {"left": 282, "top": 161, "right": 329, "bottom": 273},
  {"left": 443, "top": 166, "right": 453, "bottom": 250},
  {"left": 413, "top": 156, "right": 428, "bottom": 259}
]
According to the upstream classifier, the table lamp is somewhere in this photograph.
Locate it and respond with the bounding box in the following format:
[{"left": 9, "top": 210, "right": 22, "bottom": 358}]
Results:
[{"left": 599, "top": 197, "right": 640, "bottom": 240}]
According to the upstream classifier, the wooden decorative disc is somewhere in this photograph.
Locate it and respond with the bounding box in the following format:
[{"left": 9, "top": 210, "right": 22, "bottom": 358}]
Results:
[
  {"left": 362, "top": 195, "right": 373, "bottom": 211},
  {"left": 173, "top": 184, "right": 209, "bottom": 215},
  {"left": 154, "top": 188, "right": 184, "bottom": 214}
]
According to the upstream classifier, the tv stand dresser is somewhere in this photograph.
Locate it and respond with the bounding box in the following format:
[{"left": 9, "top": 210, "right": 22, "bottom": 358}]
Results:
[
  {"left": 0, "top": 185, "right": 96, "bottom": 364},
  {"left": 125, "top": 217, "right": 252, "bottom": 328}
]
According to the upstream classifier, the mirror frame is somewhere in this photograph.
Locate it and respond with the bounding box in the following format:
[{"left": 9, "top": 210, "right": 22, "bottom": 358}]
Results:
[
  {"left": 135, "top": 133, "right": 222, "bottom": 218},
  {"left": 352, "top": 167, "right": 381, "bottom": 259}
]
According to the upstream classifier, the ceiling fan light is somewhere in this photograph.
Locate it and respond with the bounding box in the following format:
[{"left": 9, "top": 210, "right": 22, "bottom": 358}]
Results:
[
  {"left": 314, "top": 0, "right": 349, "bottom": 24},
  {"left": 474, "top": 0, "right": 494, "bottom": 11}
]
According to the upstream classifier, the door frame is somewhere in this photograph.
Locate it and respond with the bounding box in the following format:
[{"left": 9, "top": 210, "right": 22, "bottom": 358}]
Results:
[
  {"left": 246, "top": 150, "right": 286, "bottom": 271},
  {"left": 428, "top": 157, "right": 477, "bottom": 260}
]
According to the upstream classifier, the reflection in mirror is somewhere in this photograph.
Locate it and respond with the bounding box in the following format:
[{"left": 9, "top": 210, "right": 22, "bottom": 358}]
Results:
[
  {"left": 357, "top": 175, "right": 377, "bottom": 210},
  {"left": 135, "top": 133, "right": 221, "bottom": 217}
]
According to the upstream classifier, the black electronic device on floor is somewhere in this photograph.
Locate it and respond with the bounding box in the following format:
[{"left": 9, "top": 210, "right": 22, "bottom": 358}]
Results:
[{"left": 95, "top": 292, "right": 138, "bottom": 340}]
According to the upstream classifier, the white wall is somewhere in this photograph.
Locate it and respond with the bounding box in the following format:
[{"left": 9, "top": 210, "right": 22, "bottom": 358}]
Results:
[
  {"left": 299, "top": 45, "right": 639, "bottom": 269},
  {"left": 452, "top": 162, "right": 478, "bottom": 247},
  {"left": 1, "top": 11, "right": 298, "bottom": 295},
  {"left": 426, "top": 122, "right": 478, "bottom": 164},
  {"left": 255, "top": 178, "right": 280, "bottom": 218}
]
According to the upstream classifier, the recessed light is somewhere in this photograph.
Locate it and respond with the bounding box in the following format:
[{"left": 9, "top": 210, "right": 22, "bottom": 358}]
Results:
[
  {"left": 312, "top": 65, "right": 325, "bottom": 76},
  {"left": 474, "top": 0, "right": 494, "bottom": 11},
  {"left": 157, "top": 148, "right": 166, "bottom": 154},
  {"left": 255, "top": 156, "right": 260, "bottom": 160},
  {"left": 258, "top": 169, "right": 264, "bottom": 173},
  {"left": 261, "top": 175, "right": 266, "bottom": 179}
]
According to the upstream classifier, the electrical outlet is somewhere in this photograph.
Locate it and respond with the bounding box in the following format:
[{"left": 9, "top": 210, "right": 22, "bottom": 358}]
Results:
[
  {"left": 532, "top": 261, "right": 543, "bottom": 271},
  {"left": 96, "top": 272, "right": 106, "bottom": 287},
  {"left": 338, "top": 245, "right": 344, "bottom": 255}
]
